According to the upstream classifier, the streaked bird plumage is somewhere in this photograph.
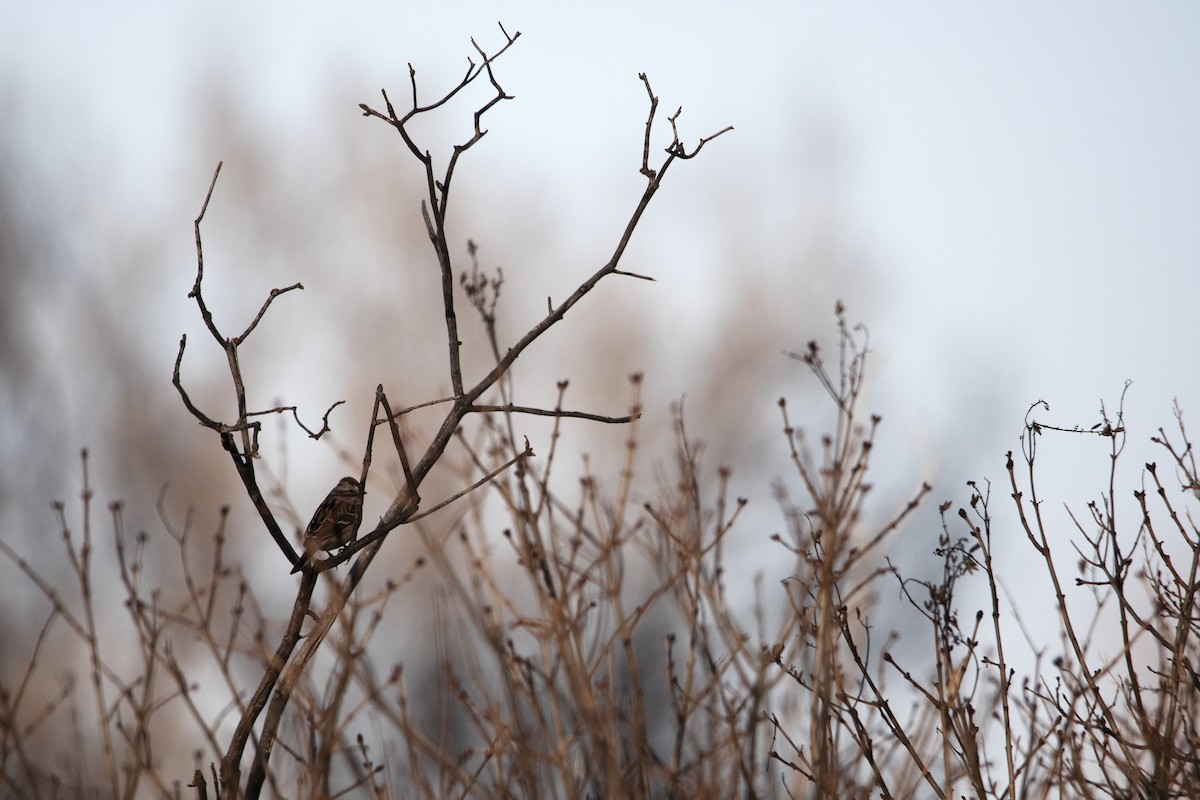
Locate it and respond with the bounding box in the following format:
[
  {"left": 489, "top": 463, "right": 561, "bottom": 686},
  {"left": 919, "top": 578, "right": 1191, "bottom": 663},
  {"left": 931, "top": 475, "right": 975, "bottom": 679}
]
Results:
[{"left": 290, "top": 476, "right": 363, "bottom": 574}]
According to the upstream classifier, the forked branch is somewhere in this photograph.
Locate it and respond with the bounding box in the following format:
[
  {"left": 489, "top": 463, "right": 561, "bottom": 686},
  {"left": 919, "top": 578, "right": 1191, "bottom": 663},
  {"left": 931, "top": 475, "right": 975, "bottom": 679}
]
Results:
[{"left": 175, "top": 27, "right": 730, "bottom": 798}]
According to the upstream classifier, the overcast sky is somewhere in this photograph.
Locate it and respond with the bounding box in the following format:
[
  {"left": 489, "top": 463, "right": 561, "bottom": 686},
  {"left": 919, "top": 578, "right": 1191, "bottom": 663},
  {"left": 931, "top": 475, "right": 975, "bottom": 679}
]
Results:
[{"left": 4, "top": 3, "right": 1199, "bottom": 602}]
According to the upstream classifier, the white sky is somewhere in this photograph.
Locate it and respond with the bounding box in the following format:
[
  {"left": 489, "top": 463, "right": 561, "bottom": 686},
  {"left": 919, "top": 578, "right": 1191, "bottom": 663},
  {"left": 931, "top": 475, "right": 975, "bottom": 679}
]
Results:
[
  {"left": 7, "top": 4, "right": 1196, "bottom": 382},
  {"left": 4, "top": 2, "right": 1199, "bottom": 620}
]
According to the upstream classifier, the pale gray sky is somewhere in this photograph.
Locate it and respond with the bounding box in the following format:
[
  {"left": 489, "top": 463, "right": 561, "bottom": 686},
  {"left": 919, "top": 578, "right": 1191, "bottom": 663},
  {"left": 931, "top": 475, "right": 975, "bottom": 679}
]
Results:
[{"left": 3, "top": 2, "right": 1199, "bottom": 587}]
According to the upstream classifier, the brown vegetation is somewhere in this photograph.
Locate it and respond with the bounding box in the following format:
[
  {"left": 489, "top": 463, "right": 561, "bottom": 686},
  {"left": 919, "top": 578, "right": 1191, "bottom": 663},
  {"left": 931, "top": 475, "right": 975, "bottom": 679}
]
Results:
[{"left": 2, "top": 26, "right": 1197, "bottom": 800}]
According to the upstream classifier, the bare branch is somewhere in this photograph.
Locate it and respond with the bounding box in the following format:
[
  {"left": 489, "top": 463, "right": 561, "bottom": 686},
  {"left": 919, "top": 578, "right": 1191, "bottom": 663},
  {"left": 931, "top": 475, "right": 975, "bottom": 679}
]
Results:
[
  {"left": 612, "top": 268, "right": 657, "bottom": 282},
  {"left": 188, "top": 162, "right": 224, "bottom": 341},
  {"left": 639, "top": 73, "right": 659, "bottom": 178},
  {"left": 243, "top": 400, "right": 345, "bottom": 440},
  {"left": 172, "top": 335, "right": 220, "bottom": 431},
  {"left": 237, "top": 282, "right": 304, "bottom": 342},
  {"left": 469, "top": 403, "right": 640, "bottom": 424},
  {"left": 407, "top": 439, "right": 533, "bottom": 523},
  {"left": 360, "top": 25, "right": 524, "bottom": 399},
  {"left": 378, "top": 388, "right": 418, "bottom": 497},
  {"left": 176, "top": 33, "right": 730, "bottom": 796}
]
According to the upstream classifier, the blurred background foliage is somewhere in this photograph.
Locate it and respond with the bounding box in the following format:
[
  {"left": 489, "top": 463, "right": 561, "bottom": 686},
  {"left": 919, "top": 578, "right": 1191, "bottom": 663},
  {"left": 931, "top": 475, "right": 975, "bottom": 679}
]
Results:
[{"left": 2, "top": 5, "right": 1199, "bottom": 794}]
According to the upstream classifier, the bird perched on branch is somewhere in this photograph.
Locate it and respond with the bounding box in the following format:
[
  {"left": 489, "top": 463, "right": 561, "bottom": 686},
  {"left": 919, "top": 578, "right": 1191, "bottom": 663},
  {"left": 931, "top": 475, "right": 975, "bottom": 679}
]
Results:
[{"left": 290, "top": 476, "right": 363, "bottom": 574}]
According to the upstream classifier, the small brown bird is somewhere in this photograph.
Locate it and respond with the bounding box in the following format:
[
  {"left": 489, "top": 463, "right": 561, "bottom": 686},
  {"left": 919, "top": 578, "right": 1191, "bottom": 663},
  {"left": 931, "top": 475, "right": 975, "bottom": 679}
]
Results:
[{"left": 290, "top": 476, "right": 363, "bottom": 574}]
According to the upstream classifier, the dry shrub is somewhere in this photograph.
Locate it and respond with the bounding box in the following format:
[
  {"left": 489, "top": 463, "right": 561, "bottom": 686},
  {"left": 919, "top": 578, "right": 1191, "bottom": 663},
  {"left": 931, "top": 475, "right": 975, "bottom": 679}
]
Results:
[{"left": 3, "top": 25, "right": 1197, "bottom": 800}]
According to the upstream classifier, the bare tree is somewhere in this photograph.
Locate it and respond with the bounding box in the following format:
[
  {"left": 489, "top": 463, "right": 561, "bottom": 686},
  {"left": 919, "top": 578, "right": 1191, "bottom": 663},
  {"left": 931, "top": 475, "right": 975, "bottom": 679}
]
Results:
[
  {"left": 8, "top": 21, "right": 1193, "bottom": 800},
  {"left": 170, "top": 25, "right": 729, "bottom": 798}
]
